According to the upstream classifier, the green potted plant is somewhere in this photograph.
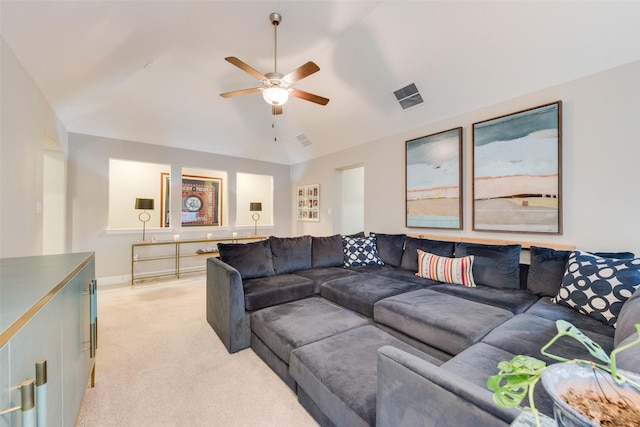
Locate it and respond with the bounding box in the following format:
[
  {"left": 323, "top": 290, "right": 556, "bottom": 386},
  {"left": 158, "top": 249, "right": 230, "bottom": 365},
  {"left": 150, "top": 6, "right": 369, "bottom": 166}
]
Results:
[{"left": 487, "top": 320, "right": 640, "bottom": 427}]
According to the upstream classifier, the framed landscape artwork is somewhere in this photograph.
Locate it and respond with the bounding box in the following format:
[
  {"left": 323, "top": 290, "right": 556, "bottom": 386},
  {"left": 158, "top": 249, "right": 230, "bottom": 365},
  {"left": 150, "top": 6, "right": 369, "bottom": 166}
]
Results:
[
  {"left": 472, "top": 101, "right": 562, "bottom": 234},
  {"left": 406, "top": 127, "right": 463, "bottom": 229},
  {"left": 181, "top": 175, "right": 222, "bottom": 227}
]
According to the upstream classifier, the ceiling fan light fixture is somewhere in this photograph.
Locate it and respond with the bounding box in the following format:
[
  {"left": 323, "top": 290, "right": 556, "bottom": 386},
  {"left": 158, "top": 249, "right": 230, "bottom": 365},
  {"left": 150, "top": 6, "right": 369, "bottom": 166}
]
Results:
[{"left": 262, "top": 87, "right": 289, "bottom": 105}]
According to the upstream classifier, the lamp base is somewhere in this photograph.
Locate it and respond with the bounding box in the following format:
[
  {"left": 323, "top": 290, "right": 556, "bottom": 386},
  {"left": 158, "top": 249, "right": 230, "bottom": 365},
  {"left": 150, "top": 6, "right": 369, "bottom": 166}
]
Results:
[
  {"left": 252, "top": 213, "right": 261, "bottom": 236},
  {"left": 138, "top": 211, "right": 151, "bottom": 242}
]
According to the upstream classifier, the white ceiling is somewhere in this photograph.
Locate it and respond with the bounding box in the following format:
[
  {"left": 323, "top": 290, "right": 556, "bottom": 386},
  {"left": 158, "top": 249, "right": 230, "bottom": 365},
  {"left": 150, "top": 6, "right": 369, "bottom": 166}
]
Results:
[{"left": 2, "top": 1, "right": 639, "bottom": 165}]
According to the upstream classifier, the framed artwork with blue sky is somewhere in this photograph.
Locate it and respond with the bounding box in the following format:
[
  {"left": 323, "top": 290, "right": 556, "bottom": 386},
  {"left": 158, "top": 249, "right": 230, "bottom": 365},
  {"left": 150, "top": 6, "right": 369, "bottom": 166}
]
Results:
[
  {"left": 406, "top": 127, "right": 463, "bottom": 229},
  {"left": 472, "top": 101, "right": 562, "bottom": 234}
]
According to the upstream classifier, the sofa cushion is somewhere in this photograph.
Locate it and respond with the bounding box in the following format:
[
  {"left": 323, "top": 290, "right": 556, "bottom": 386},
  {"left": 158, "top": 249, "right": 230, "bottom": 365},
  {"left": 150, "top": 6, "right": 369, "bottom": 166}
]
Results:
[
  {"left": 269, "top": 235, "right": 312, "bottom": 274},
  {"left": 525, "top": 297, "right": 615, "bottom": 338},
  {"left": 454, "top": 242, "right": 521, "bottom": 289},
  {"left": 551, "top": 250, "right": 640, "bottom": 327},
  {"left": 372, "top": 268, "right": 443, "bottom": 287},
  {"left": 289, "top": 325, "right": 441, "bottom": 427},
  {"left": 348, "top": 264, "right": 394, "bottom": 274},
  {"left": 370, "top": 233, "right": 406, "bottom": 267},
  {"left": 294, "top": 267, "right": 359, "bottom": 294},
  {"left": 481, "top": 313, "right": 614, "bottom": 365},
  {"left": 374, "top": 289, "right": 514, "bottom": 356},
  {"left": 417, "top": 250, "right": 475, "bottom": 287},
  {"left": 342, "top": 235, "right": 384, "bottom": 267},
  {"left": 242, "top": 274, "right": 314, "bottom": 311},
  {"left": 430, "top": 284, "right": 539, "bottom": 314},
  {"left": 320, "top": 273, "right": 422, "bottom": 317},
  {"left": 527, "top": 246, "right": 571, "bottom": 297},
  {"left": 614, "top": 287, "right": 640, "bottom": 346},
  {"left": 250, "top": 297, "right": 370, "bottom": 364},
  {"left": 400, "top": 237, "right": 456, "bottom": 272},
  {"left": 311, "top": 234, "right": 344, "bottom": 268},
  {"left": 218, "top": 239, "right": 275, "bottom": 280}
]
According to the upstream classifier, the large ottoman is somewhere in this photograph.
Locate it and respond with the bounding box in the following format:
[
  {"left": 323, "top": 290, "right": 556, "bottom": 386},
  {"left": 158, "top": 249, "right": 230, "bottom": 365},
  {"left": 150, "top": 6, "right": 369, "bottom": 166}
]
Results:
[
  {"left": 251, "top": 297, "right": 371, "bottom": 390},
  {"left": 320, "top": 273, "right": 423, "bottom": 317},
  {"left": 374, "top": 289, "right": 514, "bottom": 356},
  {"left": 289, "top": 325, "right": 443, "bottom": 427}
]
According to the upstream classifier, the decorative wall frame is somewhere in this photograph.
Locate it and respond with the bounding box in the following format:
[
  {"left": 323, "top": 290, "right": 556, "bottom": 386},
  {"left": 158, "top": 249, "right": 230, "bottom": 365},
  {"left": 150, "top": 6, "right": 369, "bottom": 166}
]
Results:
[
  {"left": 297, "top": 184, "right": 320, "bottom": 221},
  {"left": 181, "top": 175, "right": 222, "bottom": 226},
  {"left": 472, "top": 101, "right": 562, "bottom": 234},
  {"left": 406, "top": 127, "right": 463, "bottom": 229},
  {"left": 160, "top": 172, "right": 171, "bottom": 227}
]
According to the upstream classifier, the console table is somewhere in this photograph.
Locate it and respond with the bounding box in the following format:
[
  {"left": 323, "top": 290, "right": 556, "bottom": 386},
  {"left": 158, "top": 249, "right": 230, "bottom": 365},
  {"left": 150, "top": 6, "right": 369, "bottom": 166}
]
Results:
[{"left": 131, "top": 236, "right": 265, "bottom": 285}]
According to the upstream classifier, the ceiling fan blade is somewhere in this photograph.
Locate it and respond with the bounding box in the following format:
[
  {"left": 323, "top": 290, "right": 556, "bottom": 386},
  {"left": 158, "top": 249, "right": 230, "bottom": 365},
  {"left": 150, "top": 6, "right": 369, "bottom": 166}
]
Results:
[
  {"left": 225, "top": 57, "right": 267, "bottom": 81},
  {"left": 272, "top": 105, "right": 283, "bottom": 115},
  {"left": 283, "top": 61, "right": 320, "bottom": 84},
  {"left": 220, "top": 87, "right": 262, "bottom": 98},
  {"left": 290, "top": 88, "right": 330, "bottom": 106}
]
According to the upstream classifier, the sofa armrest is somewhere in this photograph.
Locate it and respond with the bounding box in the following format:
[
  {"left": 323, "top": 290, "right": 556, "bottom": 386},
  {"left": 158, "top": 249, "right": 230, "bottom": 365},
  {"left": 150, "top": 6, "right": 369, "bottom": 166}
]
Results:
[
  {"left": 207, "top": 257, "right": 250, "bottom": 353},
  {"left": 377, "top": 346, "right": 519, "bottom": 427}
]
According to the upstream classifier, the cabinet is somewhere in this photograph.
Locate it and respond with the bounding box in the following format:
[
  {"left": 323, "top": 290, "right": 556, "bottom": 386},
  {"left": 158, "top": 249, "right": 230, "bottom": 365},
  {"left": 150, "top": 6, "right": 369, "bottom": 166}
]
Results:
[
  {"left": 0, "top": 253, "right": 96, "bottom": 427},
  {"left": 131, "top": 236, "right": 265, "bottom": 285}
]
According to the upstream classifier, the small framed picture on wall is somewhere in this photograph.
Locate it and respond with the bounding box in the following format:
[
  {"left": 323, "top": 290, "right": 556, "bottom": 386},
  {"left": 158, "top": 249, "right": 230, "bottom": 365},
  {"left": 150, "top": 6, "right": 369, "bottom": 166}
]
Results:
[{"left": 297, "top": 184, "right": 320, "bottom": 221}]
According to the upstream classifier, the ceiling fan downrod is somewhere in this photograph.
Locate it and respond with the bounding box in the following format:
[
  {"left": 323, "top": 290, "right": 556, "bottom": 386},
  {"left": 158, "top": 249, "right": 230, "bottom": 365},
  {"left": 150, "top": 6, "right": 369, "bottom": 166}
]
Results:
[{"left": 270, "top": 13, "right": 281, "bottom": 74}]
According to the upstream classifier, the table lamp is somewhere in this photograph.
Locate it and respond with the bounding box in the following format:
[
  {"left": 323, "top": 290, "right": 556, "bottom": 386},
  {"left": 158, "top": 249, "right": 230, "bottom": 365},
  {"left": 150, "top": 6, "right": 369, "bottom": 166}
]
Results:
[
  {"left": 250, "top": 202, "right": 262, "bottom": 236},
  {"left": 135, "top": 198, "right": 155, "bottom": 241}
]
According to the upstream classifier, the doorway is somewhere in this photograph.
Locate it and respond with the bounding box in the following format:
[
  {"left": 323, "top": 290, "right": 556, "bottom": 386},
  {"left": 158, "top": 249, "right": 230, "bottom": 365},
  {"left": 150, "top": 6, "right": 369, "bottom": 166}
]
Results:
[
  {"left": 42, "top": 135, "right": 66, "bottom": 254},
  {"left": 335, "top": 164, "right": 364, "bottom": 235}
]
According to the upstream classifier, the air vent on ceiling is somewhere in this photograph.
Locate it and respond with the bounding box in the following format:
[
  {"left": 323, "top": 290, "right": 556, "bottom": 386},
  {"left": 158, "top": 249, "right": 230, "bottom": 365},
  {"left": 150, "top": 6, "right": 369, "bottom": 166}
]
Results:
[
  {"left": 296, "top": 133, "right": 312, "bottom": 147},
  {"left": 393, "top": 83, "right": 424, "bottom": 110}
]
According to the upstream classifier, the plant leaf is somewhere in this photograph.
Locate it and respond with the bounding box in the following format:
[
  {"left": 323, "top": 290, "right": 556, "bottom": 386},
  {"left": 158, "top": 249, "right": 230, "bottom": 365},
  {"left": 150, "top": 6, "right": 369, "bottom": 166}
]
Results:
[{"left": 555, "top": 320, "right": 610, "bottom": 363}]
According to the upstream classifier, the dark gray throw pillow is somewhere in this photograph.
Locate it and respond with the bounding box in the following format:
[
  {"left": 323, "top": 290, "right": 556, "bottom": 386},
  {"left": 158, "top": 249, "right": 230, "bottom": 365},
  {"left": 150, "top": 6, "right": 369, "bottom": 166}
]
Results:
[
  {"left": 400, "top": 237, "right": 456, "bottom": 272},
  {"left": 593, "top": 251, "right": 635, "bottom": 259},
  {"left": 269, "top": 235, "right": 312, "bottom": 274},
  {"left": 371, "top": 233, "right": 406, "bottom": 267},
  {"left": 454, "top": 242, "right": 521, "bottom": 289},
  {"left": 527, "top": 246, "right": 571, "bottom": 297},
  {"left": 312, "top": 234, "right": 344, "bottom": 268},
  {"left": 218, "top": 239, "right": 275, "bottom": 280}
]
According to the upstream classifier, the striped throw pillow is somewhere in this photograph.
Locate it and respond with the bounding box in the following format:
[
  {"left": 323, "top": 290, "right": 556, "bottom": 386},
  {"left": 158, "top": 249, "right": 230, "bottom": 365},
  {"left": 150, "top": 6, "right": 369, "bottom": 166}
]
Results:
[{"left": 416, "top": 249, "right": 476, "bottom": 287}]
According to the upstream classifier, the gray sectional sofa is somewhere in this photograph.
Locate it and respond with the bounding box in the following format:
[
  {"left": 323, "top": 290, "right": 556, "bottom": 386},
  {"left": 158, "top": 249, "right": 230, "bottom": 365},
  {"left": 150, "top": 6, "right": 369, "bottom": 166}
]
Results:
[{"left": 206, "top": 233, "right": 640, "bottom": 427}]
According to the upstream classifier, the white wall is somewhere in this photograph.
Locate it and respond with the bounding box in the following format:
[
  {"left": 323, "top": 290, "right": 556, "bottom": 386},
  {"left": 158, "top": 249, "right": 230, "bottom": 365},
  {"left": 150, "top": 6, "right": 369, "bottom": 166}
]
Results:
[
  {"left": 339, "top": 166, "right": 364, "bottom": 235},
  {"left": 236, "top": 173, "right": 274, "bottom": 227},
  {"left": 67, "top": 133, "right": 292, "bottom": 281},
  {"left": 108, "top": 159, "right": 170, "bottom": 229},
  {"left": 291, "top": 61, "right": 640, "bottom": 255},
  {"left": 0, "top": 36, "right": 69, "bottom": 257}
]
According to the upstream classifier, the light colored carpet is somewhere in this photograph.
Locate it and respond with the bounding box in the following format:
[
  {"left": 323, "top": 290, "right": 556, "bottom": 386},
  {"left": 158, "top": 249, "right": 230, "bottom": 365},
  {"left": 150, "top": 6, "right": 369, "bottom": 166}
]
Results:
[{"left": 76, "top": 276, "right": 318, "bottom": 427}]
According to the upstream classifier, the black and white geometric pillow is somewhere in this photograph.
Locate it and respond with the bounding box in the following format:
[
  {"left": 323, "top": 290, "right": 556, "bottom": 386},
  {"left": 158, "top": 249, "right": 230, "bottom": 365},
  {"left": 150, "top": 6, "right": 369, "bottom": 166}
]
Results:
[
  {"left": 342, "top": 235, "right": 384, "bottom": 267},
  {"left": 551, "top": 250, "right": 640, "bottom": 327}
]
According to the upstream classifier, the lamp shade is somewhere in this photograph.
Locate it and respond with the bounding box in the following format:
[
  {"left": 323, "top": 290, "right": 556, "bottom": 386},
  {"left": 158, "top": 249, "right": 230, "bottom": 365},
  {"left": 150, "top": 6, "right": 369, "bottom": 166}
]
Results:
[
  {"left": 262, "top": 87, "right": 289, "bottom": 106},
  {"left": 135, "top": 198, "right": 155, "bottom": 210},
  {"left": 249, "top": 202, "right": 262, "bottom": 212}
]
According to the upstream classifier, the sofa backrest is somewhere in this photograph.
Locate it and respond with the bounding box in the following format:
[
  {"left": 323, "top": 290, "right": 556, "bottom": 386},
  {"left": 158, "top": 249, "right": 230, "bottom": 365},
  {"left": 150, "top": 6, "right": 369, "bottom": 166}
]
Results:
[
  {"left": 218, "top": 239, "right": 275, "bottom": 279},
  {"left": 269, "top": 235, "right": 313, "bottom": 274},
  {"left": 400, "top": 237, "right": 455, "bottom": 272},
  {"left": 454, "top": 242, "right": 522, "bottom": 290},
  {"left": 311, "top": 234, "right": 344, "bottom": 268},
  {"left": 614, "top": 287, "right": 640, "bottom": 373}
]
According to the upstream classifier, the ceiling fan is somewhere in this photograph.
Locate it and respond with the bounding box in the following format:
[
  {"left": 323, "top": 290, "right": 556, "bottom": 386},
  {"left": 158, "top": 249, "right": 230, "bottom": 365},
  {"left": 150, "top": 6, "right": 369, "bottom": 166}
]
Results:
[{"left": 220, "top": 12, "right": 330, "bottom": 115}]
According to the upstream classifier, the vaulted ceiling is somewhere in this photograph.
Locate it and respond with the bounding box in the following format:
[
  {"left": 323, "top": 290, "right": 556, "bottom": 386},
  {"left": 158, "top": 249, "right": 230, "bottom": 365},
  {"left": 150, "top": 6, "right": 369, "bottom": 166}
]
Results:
[{"left": 2, "top": 1, "right": 639, "bottom": 165}]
